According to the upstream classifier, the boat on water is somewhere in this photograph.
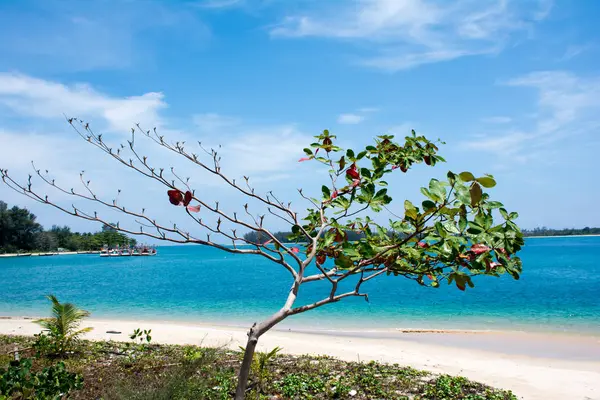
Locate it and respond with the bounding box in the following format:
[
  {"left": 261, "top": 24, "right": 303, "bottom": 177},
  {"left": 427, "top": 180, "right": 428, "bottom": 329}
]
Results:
[{"left": 100, "top": 245, "right": 156, "bottom": 257}]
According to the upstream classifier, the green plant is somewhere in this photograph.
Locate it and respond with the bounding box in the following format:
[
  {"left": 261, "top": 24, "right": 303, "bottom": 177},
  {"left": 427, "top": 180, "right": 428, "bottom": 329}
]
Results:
[
  {"left": 0, "top": 358, "right": 83, "bottom": 399},
  {"left": 34, "top": 295, "right": 92, "bottom": 356},
  {"left": 277, "top": 373, "right": 326, "bottom": 399},
  {"left": 422, "top": 375, "right": 518, "bottom": 400},
  {"left": 238, "top": 346, "right": 281, "bottom": 397},
  {"left": 129, "top": 328, "right": 152, "bottom": 346}
]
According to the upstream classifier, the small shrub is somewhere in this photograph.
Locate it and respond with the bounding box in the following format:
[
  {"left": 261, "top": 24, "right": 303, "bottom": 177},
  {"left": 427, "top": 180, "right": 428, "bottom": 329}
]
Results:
[
  {"left": 35, "top": 294, "right": 92, "bottom": 356},
  {"left": 0, "top": 358, "right": 83, "bottom": 399},
  {"left": 277, "top": 373, "right": 326, "bottom": 399}
]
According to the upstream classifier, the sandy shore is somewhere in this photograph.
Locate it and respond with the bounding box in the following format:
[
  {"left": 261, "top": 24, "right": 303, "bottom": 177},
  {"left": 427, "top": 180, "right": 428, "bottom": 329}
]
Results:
[
  {"left": 0, "top": 251, "right": 99, "bottom": 258},
  {"left": 1, "top": 318, "right": 599, "bottom": 400}
]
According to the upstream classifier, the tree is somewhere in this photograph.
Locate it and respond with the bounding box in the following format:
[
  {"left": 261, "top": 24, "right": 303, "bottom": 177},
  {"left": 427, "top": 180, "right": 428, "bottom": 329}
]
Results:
[
  {"left": 34, "top": 231, "right": 58, "bottom": 252},
  {"left": 1, "top": 120, "right": 524, "bottom": 399},
  {"left": 0, "top": 201, "right": 42, "bottom": 252}
]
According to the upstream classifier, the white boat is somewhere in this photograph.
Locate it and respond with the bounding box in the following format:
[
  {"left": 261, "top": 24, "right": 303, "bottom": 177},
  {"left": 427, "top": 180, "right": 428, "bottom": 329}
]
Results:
[{"left": 100, "top": 246, "right": 109, "bottom": 257}]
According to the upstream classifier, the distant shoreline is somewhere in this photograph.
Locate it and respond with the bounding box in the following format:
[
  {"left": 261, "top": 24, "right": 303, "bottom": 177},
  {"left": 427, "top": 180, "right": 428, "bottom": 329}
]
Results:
[
  {"left": 0, "top": 251, "right": 99, "bottom": 258},
  {"left": 525, "top": 234, "right": 600, "bottom": 239}
]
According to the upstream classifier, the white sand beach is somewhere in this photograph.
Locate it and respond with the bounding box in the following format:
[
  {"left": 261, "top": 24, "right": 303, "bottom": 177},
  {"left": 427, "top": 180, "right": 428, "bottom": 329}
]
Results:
[{"left": 1, "top": 318, "right": 599, "bottom": 400}]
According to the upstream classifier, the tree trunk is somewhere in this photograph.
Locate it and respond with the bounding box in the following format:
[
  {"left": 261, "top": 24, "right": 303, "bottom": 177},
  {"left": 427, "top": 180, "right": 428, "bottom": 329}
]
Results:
[{"left": 235, "top": 325, "right": 259, "bottom": 400}]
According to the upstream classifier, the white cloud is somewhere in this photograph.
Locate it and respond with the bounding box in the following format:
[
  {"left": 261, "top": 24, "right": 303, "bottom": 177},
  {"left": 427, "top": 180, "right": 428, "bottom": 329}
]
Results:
[
  {"left": 0, "top": 73, "right": 314, "bottom": 184},
  {"left": 482, "top": 116, "right": 512, "bottom": 124},
  {"left": 464, "top": 70, "right": 600, "bottom": 163},
  {"left": 0, "top": 73, "right": 166, "bottom": 133},
  {"left": 337, "top": 113, "right": 365, "bottom": 125},
  {"left": 270, "top": 0, "right": 550, "bottom": 71}
]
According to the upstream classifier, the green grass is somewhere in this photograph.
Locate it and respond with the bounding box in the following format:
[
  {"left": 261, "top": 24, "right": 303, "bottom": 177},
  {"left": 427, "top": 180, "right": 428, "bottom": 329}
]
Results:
[{"left": 0, "top": 335, "right": 518, "bottom": 400}]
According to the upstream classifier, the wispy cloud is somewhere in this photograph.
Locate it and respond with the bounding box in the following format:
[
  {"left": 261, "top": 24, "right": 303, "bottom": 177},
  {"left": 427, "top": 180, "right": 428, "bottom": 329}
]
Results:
[
  {"left": 0, "top": 73, "right": 313, "bottom": 183},
  {"left": 0, "top": 73, "right": 166, "bottom": 133},
  {"left": 270, "top": 0, "right": 551, "bottom": 71},
  {"left": 464, "top": 70, "right": 600, "bottom": 163},
  {"left": 337, "top": 113, "right": 365, "bottom": 125},
  {"left": 559, "top": 43, "right": 595, "bottom": 61}
]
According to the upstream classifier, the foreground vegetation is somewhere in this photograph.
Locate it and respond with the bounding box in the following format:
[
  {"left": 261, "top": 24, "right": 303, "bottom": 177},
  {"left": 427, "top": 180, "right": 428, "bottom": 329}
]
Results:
[{"left": 0, "top": 334, "right": 517, "bottom": 400}]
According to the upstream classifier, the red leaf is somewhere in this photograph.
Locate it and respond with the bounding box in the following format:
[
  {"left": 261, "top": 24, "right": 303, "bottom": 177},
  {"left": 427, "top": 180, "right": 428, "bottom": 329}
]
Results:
[
  {"left": 417, "top": 241, "right": 429, "bottom": 248},
  {"left": 470, "top": 244, "right": 491, "bottom": 255},
  {"left": 331, "top": 190, "right": 338, "bottom": 199},
  {"left": 346, "top": 167, "right": 360, "bottom": 180},
  {"left": 186, "top": 204, "right": 201, "bottom": 213},
  {"left": 263, "top": 239, "right": 273, "bottom": 245},
  {"left": 392, "top": 165, "right": 399, "bottom": 170},
  {"left": 456, "top": 281, "right": 466, "bottom": 291},
  {"left": 290, "top": 247, "right": 300, "bottom": 253},
  {"left": 167, "top": 190, "right": 183, "bottom": 206},
  {"left": 316, "top": 253, "right": 326, "bottom": 265},
  {"left": 351, "top": 179, "right": 361, "bottom": 187},
  {"left": 323, "top": 137, "right": 333, "bottom": 152},
  {"left": 298, "top": 157, "right": 311, "bottom": 162},
  {"left": 426, "top": 274, "right": 433, "bottom": 280},
  {"left": 183, "top": 191, "right": 193, "bottom": 206}
]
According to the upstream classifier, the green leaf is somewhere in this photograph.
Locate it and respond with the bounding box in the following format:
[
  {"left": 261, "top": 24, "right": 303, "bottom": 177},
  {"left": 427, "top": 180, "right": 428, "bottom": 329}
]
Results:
[
  {"left": 346, "top": 149, "right": 355, "bottom": 159},
  {"left": 321, "top": 185, "right": 331, "bottom": 199},
  {"left": 422, "top": 200, "right": 436, "bottom": 210},
  {"left": 303, "top": 148, "right": 313, "bottom": 156},
  {"left": 420, "top": 187, "right": 439, "bottom": 202},
  {"left": 404, "top": 200, "right": 418, "bottom": 220},
  {"left": 357, "top": 151, "right": 368, "bottom": 159},
  {"left": 486, "top": 201, "right": 503, "bottom": 209},
  {"left": 476, "top": 176, "right": 496, "bottom": 188},
  {"left": 467, "top": 221, "right": 485, "bottom": 234},
  {"left": 469, "top": 182, "right": 482, "bottom": 207},
  {"left": 499, "top": 208, "right": 509, "bottom": 219},
  {"left": 428, "top": 179, "right": 446, "bottom": 200},
  {"left": 509, "top": 211, "right": 519, "bottom": 219},
  {"left": 291, "top": 225, "right": 300, "bottom": 234},
  {"left": 459, "top": 171, "right": 475, "bottom": 182},
  {"left": 458, "top": 214, "right": 467, "bottom": 231},
  {"left": 442, "top": 220, "right": 460, "bottom": 234},
  {"left": 434, "top": 222, "right": 447, "bottom": 238}
]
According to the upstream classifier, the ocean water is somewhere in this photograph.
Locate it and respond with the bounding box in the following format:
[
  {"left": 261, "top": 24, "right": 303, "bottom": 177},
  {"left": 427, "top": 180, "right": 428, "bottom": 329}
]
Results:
[{"left": 1, "top": 237, "right": 599, "bottom": 335}]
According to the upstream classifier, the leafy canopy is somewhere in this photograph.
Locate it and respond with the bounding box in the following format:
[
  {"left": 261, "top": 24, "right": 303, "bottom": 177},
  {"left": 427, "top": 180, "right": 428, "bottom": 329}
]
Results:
[{"left": 292, "top": 130, "right": 524, "bottom": 291}]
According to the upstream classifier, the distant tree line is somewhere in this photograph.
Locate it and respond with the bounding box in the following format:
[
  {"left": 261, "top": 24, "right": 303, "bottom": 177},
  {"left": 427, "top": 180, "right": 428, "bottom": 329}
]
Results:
[
  {"left": 0, "top": 201, "right": 136, "bottom": 253},
  {"left": 522, "top": 227, "right": 600, "bottom": 237}
]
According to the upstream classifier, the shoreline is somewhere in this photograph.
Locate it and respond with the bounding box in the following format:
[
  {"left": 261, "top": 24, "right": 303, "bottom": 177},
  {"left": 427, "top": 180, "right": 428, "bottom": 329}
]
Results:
[
  {"left": 524, "top": 234, "right": 600, "bottom": 238},
  {"left": 0, "top": 317, "right": 598, "bottom": 400},
  {"left": 0, "top": 251, "right": 99, "bottom": 258}
]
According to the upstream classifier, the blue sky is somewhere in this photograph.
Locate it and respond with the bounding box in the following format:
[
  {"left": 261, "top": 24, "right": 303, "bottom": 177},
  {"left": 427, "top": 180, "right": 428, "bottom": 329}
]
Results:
[{"left": 0, "top": 0, "right": 599, "bottom": 237}]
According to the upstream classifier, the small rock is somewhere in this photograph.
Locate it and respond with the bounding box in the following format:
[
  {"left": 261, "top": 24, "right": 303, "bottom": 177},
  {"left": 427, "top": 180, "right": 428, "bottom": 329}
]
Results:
[{"left": 349, "top": 389, "right": 357, "bottom": 396}]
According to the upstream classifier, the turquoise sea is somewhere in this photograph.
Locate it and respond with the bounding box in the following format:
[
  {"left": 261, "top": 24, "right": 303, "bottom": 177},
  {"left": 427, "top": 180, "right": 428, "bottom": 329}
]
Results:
[{"left": 1, "top": 237, "right": 599, "bottom": 335}]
